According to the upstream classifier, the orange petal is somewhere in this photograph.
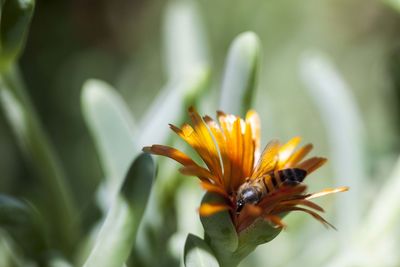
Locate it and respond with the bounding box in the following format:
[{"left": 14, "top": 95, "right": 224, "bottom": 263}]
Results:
[
  {"left": 170, "top": 116, "right": 223, "bottom": 184},
  {"left": 169, "top": 123, "right": 202, "bottom": 155},
  {"left": 265, "top": 215, "right": 286, "bottom": 229},
  {"left": 142, "top": 145, "right": 195, "bottom": 166},
  {"left": 203, "top": 115, "right": 231, "bottom": 190},
  {"left": 297, "top": 157, "right": 327, "bottom": 174},
  {"left": 170, "top": 123, "right": 199, "bottom": 149},
  {"left": 258, "top": 185, "right": 308, "bottom": 213},
  {"left": 179, "top": 165, "right": 218, "bottom": 183},
  {"left": 169, "top": 123, "right": 185, "bottom": 136},
  {"left": 217, "top": 111, "right": 236, "bottom": 132},
  {"left": 277, "top": 137, "right": 301, "bottom": 169},
  {"left": 188, "top": 107, "right": 224, "bottom": 182},
  {"left": 236, "top": 204, "right": 263, "bottom": 232},
  {"left": 242, "top": 119, "right": 255, "bottom": 178},
  {"left": 217, "top": 112, "right": 245, "bottom": 191},
  {"left": 230, "top": 117, "right": 245, "bottom": 189},
  {"left": 245, "top": 110, "right": 261, "bottom": 155},
  {"left": 306, "top": 186, "right": 349, "bottom": 200},
  {"left": 199, "top": 203, "right": 230, "bottom": 216},
  {"left": 279, "top": 199, "right": 324, "bottom": 212},
  {"left": 285, "top": 143, "right": 313, "bottom": 168},
  {"left": 200, "top": 182, "right": 229, "bottom": 198},
  {"left": 274, "top": 206, "right": 336, "bottom": 230},
  {"left": 241, "top": 204, "right": 262, "bottom": 217}
]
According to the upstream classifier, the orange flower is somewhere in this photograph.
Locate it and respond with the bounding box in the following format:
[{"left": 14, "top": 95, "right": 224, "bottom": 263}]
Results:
[{"left": 143, "top": 107, "right": 348, "bottom": 232}]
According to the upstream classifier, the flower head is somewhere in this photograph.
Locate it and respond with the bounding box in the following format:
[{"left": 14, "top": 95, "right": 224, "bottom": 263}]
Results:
[{"left": 143, "top": 107, "right": 348, "bottom": 232}]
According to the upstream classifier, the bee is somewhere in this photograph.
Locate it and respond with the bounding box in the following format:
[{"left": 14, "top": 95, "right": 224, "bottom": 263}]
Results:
[
  {"left": 235, "top": 140, "right": 307, "bottom": 213},
  {"left": 236, "top": 168, "right": 307, "bottom": 212}
]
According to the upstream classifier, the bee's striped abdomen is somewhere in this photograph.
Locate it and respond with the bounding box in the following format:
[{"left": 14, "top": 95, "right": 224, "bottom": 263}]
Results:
[
  {"left": 264, "top": 168, "right": 307, "bottom": 193},
  {"left": 278, "top": 168, "right": 307, "bottom": 185}
]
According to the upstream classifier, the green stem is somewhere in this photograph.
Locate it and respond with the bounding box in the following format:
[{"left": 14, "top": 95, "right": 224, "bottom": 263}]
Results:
[{"left": 0, "top": 64, "right": 79, "bottom": 254}]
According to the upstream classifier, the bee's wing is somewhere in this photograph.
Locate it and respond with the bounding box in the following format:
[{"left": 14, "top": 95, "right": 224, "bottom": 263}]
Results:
[{"left": 250, "top": 139, "right": 280, "bottom": 180}]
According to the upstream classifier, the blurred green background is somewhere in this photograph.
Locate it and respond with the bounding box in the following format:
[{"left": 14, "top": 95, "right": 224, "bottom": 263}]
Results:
[{"left": 1, "top": 0, "right": 400, "bottom": 266}]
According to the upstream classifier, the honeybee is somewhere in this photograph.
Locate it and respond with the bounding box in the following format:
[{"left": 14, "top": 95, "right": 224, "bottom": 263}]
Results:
[
  {"left": 236, "top": 168, "right": 307, "bottom": 212},
  {"left": 236, "top": 140, "right": 307, "bottom": 213}
]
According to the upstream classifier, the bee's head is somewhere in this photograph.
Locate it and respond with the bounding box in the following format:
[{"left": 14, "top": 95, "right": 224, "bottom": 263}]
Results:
[
  {"left": 236, "top": 198, "right": 245, "bottom": 213},
  {"left": 236, "top": 187, "right": 260, "bottom": 213}
]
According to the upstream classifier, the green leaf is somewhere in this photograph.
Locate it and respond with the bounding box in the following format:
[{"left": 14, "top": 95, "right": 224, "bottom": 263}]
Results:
[
  {"left": 83, "top": 153, "right": 155, "bottom": 267},
  {"left": 47, "top": 257, "right": 74, "bottom": 267},
  {"left": 384, "top": 0, "right": 400, "bottom": 12},
  {"left": 81, "top": 79, "right": 138, "bottom": 208},
  {"left": 301, "top": 52, "right": 365, "bottom": 233},
  {"left": 234, "top": 218, "right": 281, "bottom": 261},
  {"left": 0, "top": 66, "right": 78, "bottom": 254},
  {"left": 200, "top": 192, "right": 238, "bottom": 252},
  {"left": 184, "top": 234, "right": 219, "bottom": 267},
  {"left": 0, "top": 0, "right": 35, "bottom": 70},
  {"left": 121, "top": 153, "right": 154, "bottom": 216},
  {"left": 131, "top": 167, "right": 180, "bottom": 267},
  {"left": 0, "top": 232, "right": 25, "bottom": 267},
  {"left": 132, "top": 3, "right": 209, "bottom": 263},
  {"left": 0, "top": 194, "right": 47, "bottom": 262},
  {"left": 200, "top": 192, "right": 282, "bottom": 267},
  {"left": 163, "top": 0, "right": 209, "bottom": 80},
  {"left": 0, "top": 194, "right": 33, "bottom": 228},
  {"left": 200, "top": 192, "right": 239, "bottom": 267},
  {"left": 237, "top": 218, "right": 281, "bottom": 246},
  {"left": 359, "top": 156, "right": 400, "bottom": 243},
  {"left": 219, "top": 31, "right": 261, "bottom": 117},
  {"left": 136, "top": 67, "right": 209, "bottom": 147}
]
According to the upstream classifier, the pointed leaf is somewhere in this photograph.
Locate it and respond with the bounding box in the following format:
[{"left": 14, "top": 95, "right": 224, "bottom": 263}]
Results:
[
  {"left": 0, "top": 67, "right": 78, "bottom": 253},
  {"left": 219, "top": 32, "right": 261, "bottom": 116},
  {"left": 163, "top": 0, "right": 209, "bottom": 80},
  {"left": 131, "top": 72, "right": 208, "bottom": 267},
  {"left": 132, "top": 2, "right": 209, "bottom": 264},
  {"left": 213, "top": 219, "right": 281, "bottom": 267},
  {"left": 200, "top": 192, "right": 238, "bottom": 257},
  {"left": 384, "top": 0, "right": 400, "bottom": 12},
  {"left": 0, "top": 194, "right": 47, "bottom": 261},
  {"left": 301, "top": 52, "right": 365, "bottom": 235},
  {"left": 121, "top": 153, "right": 154, "bottom": 216},
  {"left": 48, "top": 257, "right": 74, "bottom": 267},
  {"left": 136, "top": 68, "right": 209, "bottom": 147},
  {"left": 0, "top": 0, "right": 35, "bottom": 69},
  {"left": 81, "top": 79, "right": 138, "bottom": 208},
  {"left": 235, "top": 218, "right": 281, "bottom": 258},
  {"left": 200, "top": 192, "right": 281, "bottom": 267},
  {"left": 83, "top": 153, "right": 155, "bottom": 267},
  {"left": 0, "top": 232, "right": 25, "bottom": 267},
  {"left": 184, "top": 234, "right": 219, "bottom": 267}
]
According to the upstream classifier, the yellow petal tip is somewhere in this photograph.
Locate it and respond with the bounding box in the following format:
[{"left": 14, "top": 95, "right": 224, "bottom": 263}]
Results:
[
  {"left": 142, "top": 146, "right": 151, "bottom": 153},
  {"left": 198, "top": 203, "right": 230, "bottom": 217}
]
